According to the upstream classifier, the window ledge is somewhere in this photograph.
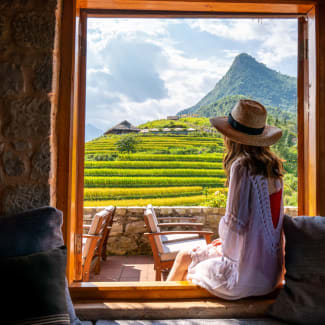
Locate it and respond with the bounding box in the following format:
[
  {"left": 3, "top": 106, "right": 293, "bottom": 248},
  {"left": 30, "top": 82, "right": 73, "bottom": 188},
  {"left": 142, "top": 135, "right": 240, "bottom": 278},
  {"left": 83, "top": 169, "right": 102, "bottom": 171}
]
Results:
[
  {"left": 71, "top": 282, "right": 278, "bottom": 320},
  {"left": 74, "top": 298, "right": 275, "bottom": 320}
]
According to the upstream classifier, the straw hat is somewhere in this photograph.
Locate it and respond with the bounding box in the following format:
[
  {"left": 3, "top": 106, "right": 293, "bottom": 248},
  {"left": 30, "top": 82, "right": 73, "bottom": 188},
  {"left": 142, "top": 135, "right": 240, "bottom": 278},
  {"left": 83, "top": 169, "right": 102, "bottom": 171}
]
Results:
[{"left": 210, "top": 99, "right": 282, "bottom": 147}]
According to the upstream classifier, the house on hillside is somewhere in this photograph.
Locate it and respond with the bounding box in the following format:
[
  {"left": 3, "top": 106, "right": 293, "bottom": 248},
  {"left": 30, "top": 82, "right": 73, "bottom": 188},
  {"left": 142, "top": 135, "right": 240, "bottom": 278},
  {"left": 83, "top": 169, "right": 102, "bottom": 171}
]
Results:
[
  {"left": 167, "top": 115, "right": 179, "bottom": 120},
  {"left": 104, "top": 120, "right": 140, "bottom": 135},
  {"left": 149, "top": 128, "right": 160, "bottom": 133}
]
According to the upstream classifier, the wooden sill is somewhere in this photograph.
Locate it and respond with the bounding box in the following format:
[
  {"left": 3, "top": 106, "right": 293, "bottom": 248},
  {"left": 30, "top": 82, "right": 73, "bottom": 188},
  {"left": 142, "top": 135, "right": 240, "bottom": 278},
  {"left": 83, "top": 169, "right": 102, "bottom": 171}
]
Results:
[
  {"left": 74, "top": 298, "right": 276, "bottom": 320},
  {"left": 71, "top": 281, "right": 278, "bottom": 320}
]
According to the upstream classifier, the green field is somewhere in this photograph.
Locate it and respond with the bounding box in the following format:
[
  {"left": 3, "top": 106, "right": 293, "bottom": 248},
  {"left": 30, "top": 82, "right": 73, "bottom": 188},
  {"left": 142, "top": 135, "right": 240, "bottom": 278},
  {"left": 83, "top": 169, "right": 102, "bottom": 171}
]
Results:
[
  {"left": 84, "top": 121, "right": 298, "bottom": 207},
  {"left": 84, "top": 132, "right": 226, "bottom": 206}
]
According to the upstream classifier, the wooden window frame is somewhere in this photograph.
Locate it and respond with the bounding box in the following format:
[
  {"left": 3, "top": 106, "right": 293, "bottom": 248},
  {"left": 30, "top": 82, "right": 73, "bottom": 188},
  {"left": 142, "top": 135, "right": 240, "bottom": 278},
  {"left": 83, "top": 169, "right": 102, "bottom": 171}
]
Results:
[{"left": 56, "top": 0, "right": 320, "bottom": 299}]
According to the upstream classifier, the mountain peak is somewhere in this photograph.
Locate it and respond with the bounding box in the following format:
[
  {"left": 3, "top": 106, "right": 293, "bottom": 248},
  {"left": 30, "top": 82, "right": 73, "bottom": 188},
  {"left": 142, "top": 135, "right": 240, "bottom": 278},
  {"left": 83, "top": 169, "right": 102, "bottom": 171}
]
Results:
[
  {"left": 177, "top": 53, "right": 296, "bottom": 116},
  {"left": 233, "top": 53, "right": 258, "bottom": 65}
]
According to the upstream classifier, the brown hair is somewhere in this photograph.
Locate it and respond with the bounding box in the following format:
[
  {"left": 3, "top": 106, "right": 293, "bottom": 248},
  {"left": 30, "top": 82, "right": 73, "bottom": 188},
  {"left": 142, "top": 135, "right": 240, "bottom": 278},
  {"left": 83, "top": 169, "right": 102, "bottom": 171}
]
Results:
[{"left": 223, "top": 137, "right": 284, "bottom": 184}]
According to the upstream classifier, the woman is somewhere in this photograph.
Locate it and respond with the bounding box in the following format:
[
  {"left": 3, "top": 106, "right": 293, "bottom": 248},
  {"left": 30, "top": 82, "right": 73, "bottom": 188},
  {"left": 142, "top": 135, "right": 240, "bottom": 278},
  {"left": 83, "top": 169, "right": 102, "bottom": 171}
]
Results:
[{"left": 167, "top": 99, "right": 285, "bottom": 300}]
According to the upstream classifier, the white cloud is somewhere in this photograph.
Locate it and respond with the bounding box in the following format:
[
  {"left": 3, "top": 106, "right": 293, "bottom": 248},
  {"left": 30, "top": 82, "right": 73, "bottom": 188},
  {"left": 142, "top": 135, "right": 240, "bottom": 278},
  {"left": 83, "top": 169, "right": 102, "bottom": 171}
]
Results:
[
  {"left": 86, "top": 18, "right": 297, "bottom": 129},
  {"left": 189, "top": 19, "right": 263, "bottom": 41},
  {"left": 87, "top": 18, "right": 169, "bottom": 52},
  {"left": 189, "top": 19, "right": 297, "bottom": 68}
]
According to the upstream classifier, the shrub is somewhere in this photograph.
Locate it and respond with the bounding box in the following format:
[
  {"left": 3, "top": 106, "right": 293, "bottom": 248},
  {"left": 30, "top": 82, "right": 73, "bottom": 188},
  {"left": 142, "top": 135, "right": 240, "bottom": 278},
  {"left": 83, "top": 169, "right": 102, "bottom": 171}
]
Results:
[{"left": 201, "top": 188, "right": 228, "bottom": 208}]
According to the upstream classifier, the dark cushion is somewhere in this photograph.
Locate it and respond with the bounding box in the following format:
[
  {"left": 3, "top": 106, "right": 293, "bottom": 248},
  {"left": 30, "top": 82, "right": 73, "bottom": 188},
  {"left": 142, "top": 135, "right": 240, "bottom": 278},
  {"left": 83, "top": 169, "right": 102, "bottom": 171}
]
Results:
[
  {"left": 267, "top": 215, "right": 325, "bottom": 324},
  {"left": 0, "top": 206, "right": 64, "bottom": 257},
  {"left": 1, "top": 246, "right": 70, "bottom": 325},
  {"left": 0, "top": 206, "right": 81, "bottom": 325}
]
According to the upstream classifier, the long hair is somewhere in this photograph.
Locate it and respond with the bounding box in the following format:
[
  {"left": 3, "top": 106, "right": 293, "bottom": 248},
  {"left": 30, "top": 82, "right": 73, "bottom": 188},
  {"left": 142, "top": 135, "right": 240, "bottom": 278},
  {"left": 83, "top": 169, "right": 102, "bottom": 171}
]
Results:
[{"left": 223, "top": 137, "right": 284, "bottom": 185}]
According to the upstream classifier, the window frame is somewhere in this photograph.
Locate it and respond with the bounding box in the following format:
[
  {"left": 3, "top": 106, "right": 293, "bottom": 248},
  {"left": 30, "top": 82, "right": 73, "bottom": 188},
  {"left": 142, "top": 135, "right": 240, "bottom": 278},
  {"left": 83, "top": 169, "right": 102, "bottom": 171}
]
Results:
[{"left": 56, "top": 0, "right": 319, "bottom": 298}]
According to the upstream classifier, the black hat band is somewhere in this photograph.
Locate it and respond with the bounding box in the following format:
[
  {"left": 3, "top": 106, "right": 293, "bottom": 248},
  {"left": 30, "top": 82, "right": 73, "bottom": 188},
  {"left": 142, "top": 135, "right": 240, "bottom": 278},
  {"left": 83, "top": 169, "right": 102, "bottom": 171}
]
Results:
[{"left": 228, "top": 113, "right": 265, "bottom": 135}]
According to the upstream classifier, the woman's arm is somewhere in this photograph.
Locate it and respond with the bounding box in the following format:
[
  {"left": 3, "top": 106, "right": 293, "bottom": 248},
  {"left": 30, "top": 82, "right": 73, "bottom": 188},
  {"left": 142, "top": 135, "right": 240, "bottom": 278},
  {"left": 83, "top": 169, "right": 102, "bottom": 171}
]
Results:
[{"left": 218, "top": 160, "right": 251, "bottom": 261}]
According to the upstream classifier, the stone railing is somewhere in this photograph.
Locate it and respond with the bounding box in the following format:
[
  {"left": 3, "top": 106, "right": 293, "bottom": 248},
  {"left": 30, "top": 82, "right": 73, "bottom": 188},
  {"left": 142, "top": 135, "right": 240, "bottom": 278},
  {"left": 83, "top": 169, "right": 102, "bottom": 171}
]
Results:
[{"left": 83, "top": 206, "right": 298, "bottom": 256}]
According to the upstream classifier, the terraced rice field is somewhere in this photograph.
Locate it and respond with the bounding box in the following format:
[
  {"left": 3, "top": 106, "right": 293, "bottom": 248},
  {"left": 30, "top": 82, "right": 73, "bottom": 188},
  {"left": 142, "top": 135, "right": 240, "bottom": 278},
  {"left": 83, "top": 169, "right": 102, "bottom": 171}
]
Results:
[{"left": 84, "top": 134, "right": 226, "bottom": 207}]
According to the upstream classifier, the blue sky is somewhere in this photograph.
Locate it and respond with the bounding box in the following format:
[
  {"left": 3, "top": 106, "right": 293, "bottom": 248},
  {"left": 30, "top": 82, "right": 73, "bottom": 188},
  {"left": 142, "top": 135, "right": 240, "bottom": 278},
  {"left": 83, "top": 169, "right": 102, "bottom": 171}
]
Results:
[{"left": 86, "top": 18, "right": 297, "bottom": 131}]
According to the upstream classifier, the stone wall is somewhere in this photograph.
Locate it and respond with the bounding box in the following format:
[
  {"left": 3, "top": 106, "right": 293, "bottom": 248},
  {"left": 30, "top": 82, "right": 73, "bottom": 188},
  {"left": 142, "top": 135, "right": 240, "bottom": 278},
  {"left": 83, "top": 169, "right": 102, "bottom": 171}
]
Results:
[
  {"left": 83, "top": 206, "right": 298, "bottom": 256},
  {"left": 0, "top": 0, "right": 61, "bottom": 215}
]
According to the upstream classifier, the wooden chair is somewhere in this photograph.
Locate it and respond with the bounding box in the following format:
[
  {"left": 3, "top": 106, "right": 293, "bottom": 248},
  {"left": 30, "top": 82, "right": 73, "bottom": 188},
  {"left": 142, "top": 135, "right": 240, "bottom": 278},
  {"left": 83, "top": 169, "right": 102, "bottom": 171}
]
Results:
[
  {"left": 82, "top": 205, "right": 116, "bottom": 281},
  {"left": 144, "top": 204, "right": 213, "bottom": 281}
]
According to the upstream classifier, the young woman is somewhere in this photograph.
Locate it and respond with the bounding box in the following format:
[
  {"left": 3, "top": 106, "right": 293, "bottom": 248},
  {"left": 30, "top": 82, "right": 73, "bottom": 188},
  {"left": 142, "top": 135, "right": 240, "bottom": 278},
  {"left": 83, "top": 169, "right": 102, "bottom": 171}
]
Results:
[{"left": 167, "top": 99, "right": 285, "bottom": 300}]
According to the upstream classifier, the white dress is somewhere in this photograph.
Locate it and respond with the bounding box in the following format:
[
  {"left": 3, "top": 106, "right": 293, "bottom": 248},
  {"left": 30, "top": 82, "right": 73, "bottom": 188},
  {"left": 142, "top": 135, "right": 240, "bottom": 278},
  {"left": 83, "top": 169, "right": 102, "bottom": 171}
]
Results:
[{"left": 187, "top": 158, "right": 285, "bottom": 300}]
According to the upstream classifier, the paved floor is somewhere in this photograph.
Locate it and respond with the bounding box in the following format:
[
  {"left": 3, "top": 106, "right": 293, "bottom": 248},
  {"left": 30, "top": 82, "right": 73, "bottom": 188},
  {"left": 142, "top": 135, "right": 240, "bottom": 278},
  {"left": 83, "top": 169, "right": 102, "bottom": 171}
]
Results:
[{"left": 89, "top": 255, "right": 156, "bottom": 282}]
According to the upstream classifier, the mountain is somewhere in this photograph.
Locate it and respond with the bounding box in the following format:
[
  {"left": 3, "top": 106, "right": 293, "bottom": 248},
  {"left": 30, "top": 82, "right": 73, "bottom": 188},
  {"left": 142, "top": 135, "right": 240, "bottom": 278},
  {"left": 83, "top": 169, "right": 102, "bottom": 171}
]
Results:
[
  {"left": 177, "top": 53, "right": 297, "bottom": 117},
  {"left": 85, "top": 124, "right": 103, "bottom": 142}
]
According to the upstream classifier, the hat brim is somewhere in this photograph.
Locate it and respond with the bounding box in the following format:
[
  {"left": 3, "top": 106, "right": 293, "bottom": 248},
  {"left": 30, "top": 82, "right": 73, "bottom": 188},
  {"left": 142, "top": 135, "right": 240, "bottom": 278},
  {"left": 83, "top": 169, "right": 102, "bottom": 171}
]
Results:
[{"left": 210, "top": 117, "right": 282, "bottom": 147}]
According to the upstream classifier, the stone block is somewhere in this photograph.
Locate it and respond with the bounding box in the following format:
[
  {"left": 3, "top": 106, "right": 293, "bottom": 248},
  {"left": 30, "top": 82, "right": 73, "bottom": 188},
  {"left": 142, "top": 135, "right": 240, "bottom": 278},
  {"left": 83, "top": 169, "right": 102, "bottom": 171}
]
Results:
[
  {"left": 3, "top": 183, "right": 50, "bottom": 215},
  {"left": 3, "top": 97, "right": 51, "bottom": 138},
  {"left": 115, "top": 208, "right": 126, "bottom": 216},
  {"left": 0, "top": 0, "right": 58, "bottom": 10},
  {"left": 12, "top": 12, "right": 55, "bottom": 49},
  {"left": 33, "top": 55, "right": 53, "bottom": 92},
  {"left": 0, "top": 0, "right": 29, "bottom": 10},
  {"left": 176, "top": 208, "right": 186, "bottom": 215},
  {"left": 0, "top": 15, "right": 9, "bottom": 40},
  {"left": 31, "top": 140, "right": 50, "bottom": 179},
  {"left": 12, "top": 140, "right": 32, "bottom": 152},
  {"left": 0, "top": 143, "right": 5, "bottom": 154},
  {"left": 2, "top": 150, "right": 25, "bottom": 176},
  {"left": 126, "top": 221, "right": 146, "bottom": 234},
  {"left": 127, "top": 207, "right": 142, "bottom": 214},
  {"left": 206, "top": 214, "right": 221, "bottom": 227},
  {"left": 0, "top": 63, "right": 23, "bottom": 96},
  {"left": 110, "top": 223, "right": 123, "bottom": 236}
]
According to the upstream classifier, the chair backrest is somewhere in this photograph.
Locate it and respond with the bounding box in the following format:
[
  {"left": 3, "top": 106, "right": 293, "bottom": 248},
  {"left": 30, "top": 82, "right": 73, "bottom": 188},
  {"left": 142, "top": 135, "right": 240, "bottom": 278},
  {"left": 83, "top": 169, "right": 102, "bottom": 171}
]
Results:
[
  {"left": 144, "top": 204, "right": 160, "bottom": 232},
  {"left": 144, "top": 204, "right": 164, "bottom": 253},
  {"left": 83, "top": 207, "right": 115, "bottom": 261},
  {"left": 82, "top": 214, "right": 104, "bottom": 262}
]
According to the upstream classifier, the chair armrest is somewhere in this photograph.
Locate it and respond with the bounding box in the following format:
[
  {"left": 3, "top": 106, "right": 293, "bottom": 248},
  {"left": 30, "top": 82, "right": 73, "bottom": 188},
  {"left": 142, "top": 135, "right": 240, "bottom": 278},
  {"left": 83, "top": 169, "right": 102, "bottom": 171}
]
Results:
[
  {"left": 144, "top": 231, "right": 213, "bottom": 245},
  {"left": 144, "top": 231, "right": 213, "bottom": 236},
  {"left": 82, "top": 234, "right": 101, "bottom": 239},
  {"left": 158, "top": 222, "right": 203, "bottom": 227},
  {"left": 157, "top": 217, "right": 198, "bottom": 222}
]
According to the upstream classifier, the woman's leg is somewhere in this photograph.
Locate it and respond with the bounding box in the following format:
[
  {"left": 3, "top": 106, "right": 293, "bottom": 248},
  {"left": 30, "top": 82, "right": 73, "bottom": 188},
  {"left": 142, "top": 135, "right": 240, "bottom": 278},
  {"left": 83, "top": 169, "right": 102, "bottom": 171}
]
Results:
[{"left": 166, "top": 250, "right": 192, "bottom": 281}]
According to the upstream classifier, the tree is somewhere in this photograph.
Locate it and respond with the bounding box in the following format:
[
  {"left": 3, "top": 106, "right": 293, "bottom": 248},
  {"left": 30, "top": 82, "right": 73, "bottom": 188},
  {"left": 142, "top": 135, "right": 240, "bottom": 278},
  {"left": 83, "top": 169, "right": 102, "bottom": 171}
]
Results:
[{"left": 116, "top": 134, "right": 140, "bottom": 154}]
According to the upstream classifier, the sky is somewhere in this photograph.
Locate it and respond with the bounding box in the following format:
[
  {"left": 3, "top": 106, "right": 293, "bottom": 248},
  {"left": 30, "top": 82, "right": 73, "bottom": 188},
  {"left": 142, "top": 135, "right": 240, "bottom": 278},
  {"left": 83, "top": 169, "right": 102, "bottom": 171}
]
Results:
[{"left": 86, "top": 18, "right": 297, "bottom": 132}]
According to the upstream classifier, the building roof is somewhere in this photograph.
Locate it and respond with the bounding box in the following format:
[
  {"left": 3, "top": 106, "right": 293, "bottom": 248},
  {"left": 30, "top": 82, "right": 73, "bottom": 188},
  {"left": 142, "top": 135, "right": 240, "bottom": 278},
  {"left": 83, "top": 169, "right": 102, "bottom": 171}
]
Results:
[{"left": 104, "top": 120, "right": 140, "bottom": 134}]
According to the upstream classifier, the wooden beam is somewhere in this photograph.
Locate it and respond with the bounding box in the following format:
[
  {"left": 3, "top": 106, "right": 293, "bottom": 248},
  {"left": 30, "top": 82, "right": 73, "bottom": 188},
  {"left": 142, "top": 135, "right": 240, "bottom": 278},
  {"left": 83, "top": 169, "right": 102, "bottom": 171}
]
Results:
[
  {"left": 71, "top": 281, "right": 214, "bottom": 299},
  {"left": 70, "top": 281, "right": 280, "bottom": 300},
  {"left": 74, "top": 298, "right": 276, "bottom": 320},
  {"left": 78, "top": 0, "right": 315, "bottom": 14},
  {"left": 317, "top": 3, "right": 325, "bottom": 215},
  {"left": 56, "top": 0, "right": 78, "bottom": 284}
]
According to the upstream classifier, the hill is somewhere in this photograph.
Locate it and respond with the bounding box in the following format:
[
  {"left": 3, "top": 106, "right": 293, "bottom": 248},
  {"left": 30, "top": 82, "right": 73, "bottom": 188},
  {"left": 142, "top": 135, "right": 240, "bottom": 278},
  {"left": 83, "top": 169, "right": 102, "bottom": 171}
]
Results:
[
  {"left": 177, "top": 53, "right": 297, "bottom": 116},
  {"left": 138, "top": 117, "right": 213, "bottom": 131},
  {"left": 85, "top": 123, "right": 103, "bottom": 142}
]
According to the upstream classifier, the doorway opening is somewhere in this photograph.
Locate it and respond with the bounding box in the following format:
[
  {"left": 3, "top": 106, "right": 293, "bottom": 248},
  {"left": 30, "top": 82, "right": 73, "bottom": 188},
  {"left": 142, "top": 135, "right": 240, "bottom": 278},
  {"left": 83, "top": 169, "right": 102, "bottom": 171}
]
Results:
[{"left": 80, "top": 16, "right": 298, "bottom": 283}]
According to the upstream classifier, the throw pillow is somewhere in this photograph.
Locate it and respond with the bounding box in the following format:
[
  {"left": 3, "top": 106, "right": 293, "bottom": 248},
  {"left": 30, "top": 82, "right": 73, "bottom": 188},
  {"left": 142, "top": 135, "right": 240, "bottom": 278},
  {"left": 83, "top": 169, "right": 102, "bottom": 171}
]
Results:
[
  {"left": 267, "top": 215, "right": 325, "bottom": 324},
  {"left": 1, "top": 246, "right": 69, "bottom": 325},
  {"left": 0, "top": 206, "right": 81, "bottom": 325}
]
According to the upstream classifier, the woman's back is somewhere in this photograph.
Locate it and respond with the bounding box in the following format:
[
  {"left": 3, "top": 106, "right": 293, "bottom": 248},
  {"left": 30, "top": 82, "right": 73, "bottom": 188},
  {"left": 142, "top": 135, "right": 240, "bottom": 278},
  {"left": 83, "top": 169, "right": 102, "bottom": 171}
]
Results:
[{"left": 187, "top": 159, "right": 285, "bottom": 300}]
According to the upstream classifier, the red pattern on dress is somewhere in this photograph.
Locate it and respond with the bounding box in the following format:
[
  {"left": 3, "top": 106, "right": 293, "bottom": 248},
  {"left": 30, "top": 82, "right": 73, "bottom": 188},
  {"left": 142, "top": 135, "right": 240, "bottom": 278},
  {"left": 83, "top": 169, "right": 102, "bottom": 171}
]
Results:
[{"left": 270, "top": 188, "right": 282, "bottom": 229}]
